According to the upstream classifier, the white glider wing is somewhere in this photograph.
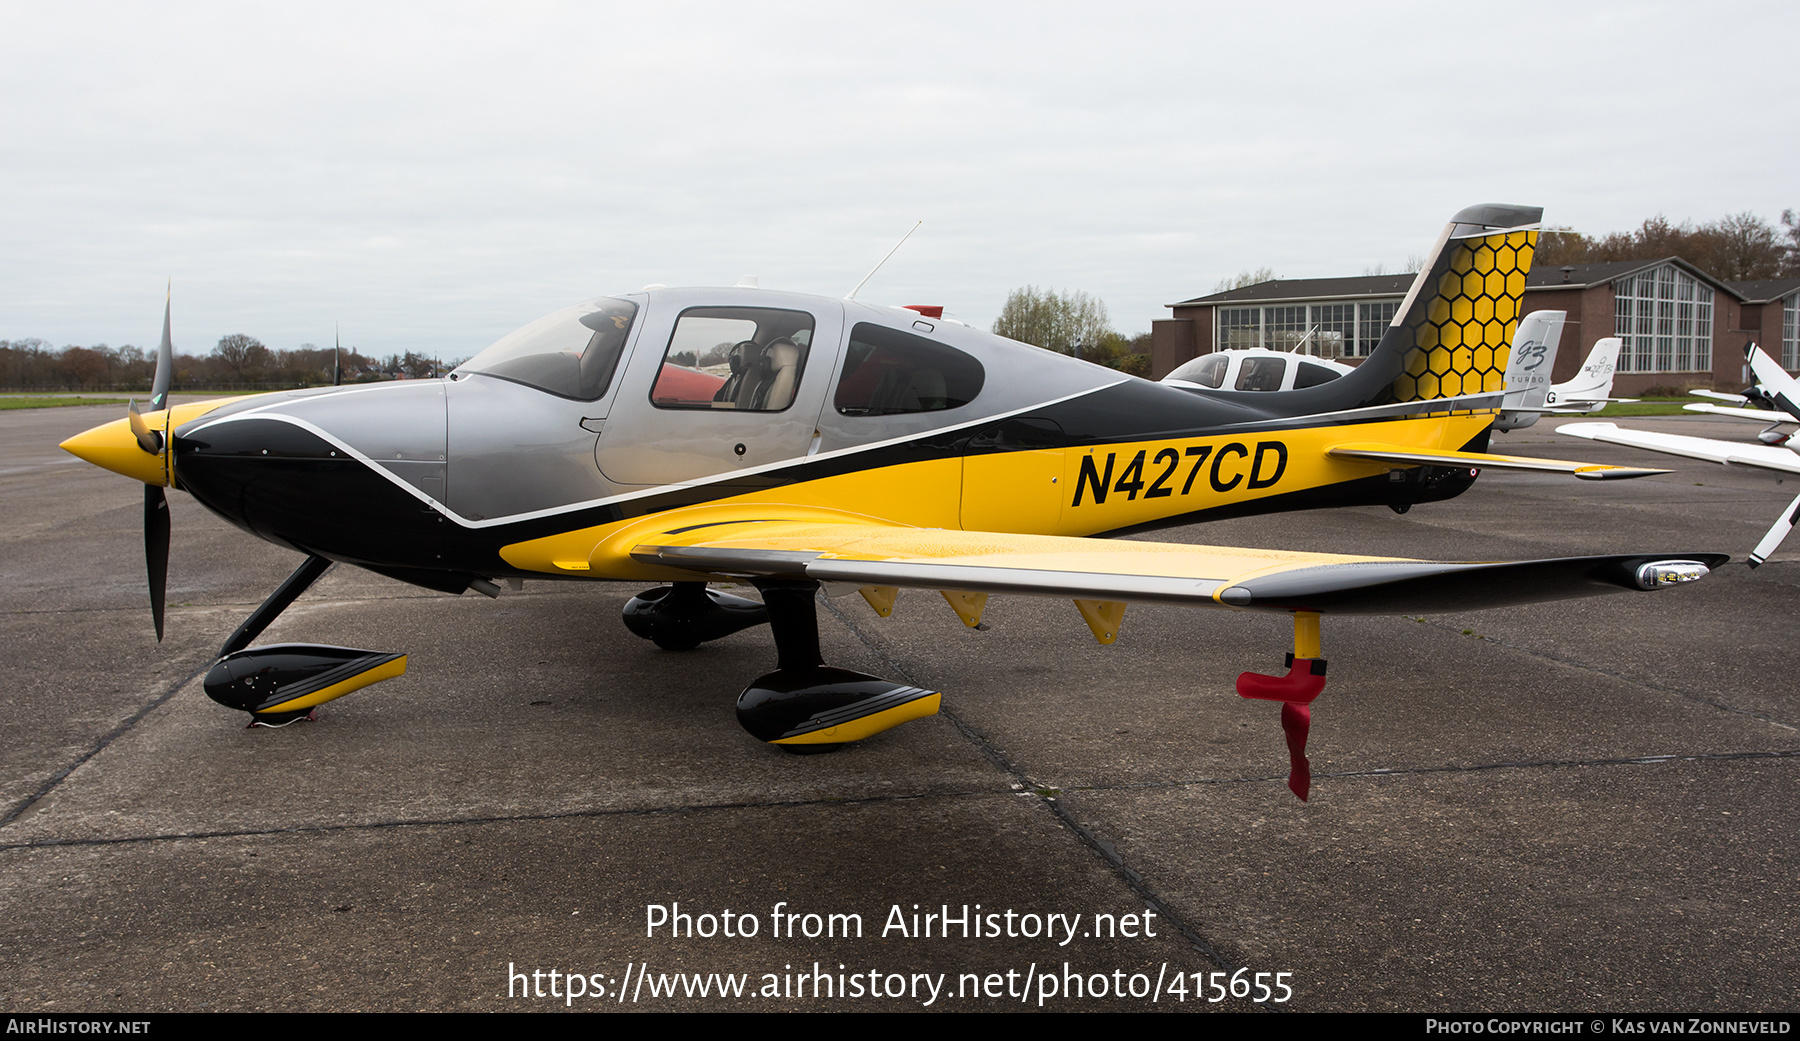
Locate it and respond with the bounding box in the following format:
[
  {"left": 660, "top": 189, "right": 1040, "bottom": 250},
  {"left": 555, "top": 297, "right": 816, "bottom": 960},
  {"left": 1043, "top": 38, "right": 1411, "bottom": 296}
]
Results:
[
  {"left": 1557, "top": 421, "right": 1800, "bottom": 473},
  {"left": 1681, "top": 403, "right": 1799, "bottom": 424}
]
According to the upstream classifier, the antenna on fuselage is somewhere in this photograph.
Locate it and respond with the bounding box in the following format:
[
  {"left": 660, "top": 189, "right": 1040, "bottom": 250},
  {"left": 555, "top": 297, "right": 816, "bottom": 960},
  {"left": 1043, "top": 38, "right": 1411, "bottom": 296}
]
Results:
[
  {"left": 845, "top": 220, "right": 922, "bottom": 301},
  {"left": 1287, "top": 324, "right": 1319, "bottom": 355}
]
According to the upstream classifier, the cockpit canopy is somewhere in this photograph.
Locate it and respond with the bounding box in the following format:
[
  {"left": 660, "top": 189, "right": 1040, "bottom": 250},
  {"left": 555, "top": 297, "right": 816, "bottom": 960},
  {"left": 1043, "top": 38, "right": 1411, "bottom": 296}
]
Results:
[
  {"left": 1164, "top": 350, "right": 1349, "bottom": 393},
  {"left": 454, "top": 297, "right": 638, "bottom": 400}
]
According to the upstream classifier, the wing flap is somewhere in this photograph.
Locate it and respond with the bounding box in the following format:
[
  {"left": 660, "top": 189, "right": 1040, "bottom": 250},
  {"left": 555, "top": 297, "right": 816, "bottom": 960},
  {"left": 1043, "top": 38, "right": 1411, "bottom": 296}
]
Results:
[{"left": 1326, "top": 441, "right": 1669, "bottom": 479}]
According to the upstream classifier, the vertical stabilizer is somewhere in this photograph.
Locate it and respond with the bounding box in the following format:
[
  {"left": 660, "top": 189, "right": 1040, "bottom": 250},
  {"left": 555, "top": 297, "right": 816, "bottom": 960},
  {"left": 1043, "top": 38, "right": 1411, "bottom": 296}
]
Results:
[
  {"left": 1326, "top": 205, "right": 1543, "bottom": 412},
  {"left": 1493, "top": 310, "right": 1566, "bottom": 429},
  {"left": 1548, "top": 337, "right": 1623, "bottom": 406}
]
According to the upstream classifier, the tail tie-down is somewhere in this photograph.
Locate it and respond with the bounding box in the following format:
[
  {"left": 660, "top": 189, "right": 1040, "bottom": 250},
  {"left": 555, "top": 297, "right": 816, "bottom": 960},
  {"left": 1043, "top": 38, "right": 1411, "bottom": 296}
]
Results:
[{"left": 1236, "top": 611, "right": 1327, "bottom": 801}]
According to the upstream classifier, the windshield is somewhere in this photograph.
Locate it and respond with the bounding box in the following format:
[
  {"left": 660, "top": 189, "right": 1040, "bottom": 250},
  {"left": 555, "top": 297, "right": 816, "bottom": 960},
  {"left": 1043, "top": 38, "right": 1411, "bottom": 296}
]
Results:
[
  {"left": 455, "top": 297, "right": 638, "bottom": 400},
  {"left": 1166, "top": 353, "right": 1227, "bottom": 388}
]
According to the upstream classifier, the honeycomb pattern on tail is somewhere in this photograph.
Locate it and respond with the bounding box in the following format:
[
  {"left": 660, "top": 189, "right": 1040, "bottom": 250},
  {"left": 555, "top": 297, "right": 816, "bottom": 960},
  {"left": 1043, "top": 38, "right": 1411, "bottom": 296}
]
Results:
[{"left": 1391, "top": 229, "right": 1538, "bottom": 403}]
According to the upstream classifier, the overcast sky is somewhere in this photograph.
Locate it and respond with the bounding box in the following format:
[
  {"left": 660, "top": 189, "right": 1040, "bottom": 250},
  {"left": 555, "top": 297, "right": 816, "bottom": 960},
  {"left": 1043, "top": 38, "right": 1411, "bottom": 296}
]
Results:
[{"left": 4, "top": 1, "right": 1796, "bottom": 358}]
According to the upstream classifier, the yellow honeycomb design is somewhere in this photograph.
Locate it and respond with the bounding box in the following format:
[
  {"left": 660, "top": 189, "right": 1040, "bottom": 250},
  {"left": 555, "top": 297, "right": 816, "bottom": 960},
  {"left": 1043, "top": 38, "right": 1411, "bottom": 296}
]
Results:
[{"left": 1390, "top": 229, "right": 1537, "bottom": 403}]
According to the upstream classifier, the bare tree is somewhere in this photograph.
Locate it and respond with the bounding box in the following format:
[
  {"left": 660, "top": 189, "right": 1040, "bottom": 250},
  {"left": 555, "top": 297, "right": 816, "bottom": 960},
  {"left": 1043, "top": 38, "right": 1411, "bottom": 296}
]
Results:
[
  {"left": 992, "top": 286, "right": 1111, "bottom": 354},
  {"left": 214, "top": 334, "right": 270, "bottom": 381},
  {"left": 1783, "top": 210, "right": 1800, "bottom": 277},
  {"left": 1535, "top": 211, "right": 1792, "bottom": 279},
  {"left": 1212, "top": 267, "right": 1278, "bottom": 294}
]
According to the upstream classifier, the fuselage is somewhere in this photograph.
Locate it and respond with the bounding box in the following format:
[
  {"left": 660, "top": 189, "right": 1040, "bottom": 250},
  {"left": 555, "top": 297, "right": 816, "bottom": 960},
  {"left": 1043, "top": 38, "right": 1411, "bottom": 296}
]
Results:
[{"left": 76, "top": 286, "right": 1498, "bottom": 595}]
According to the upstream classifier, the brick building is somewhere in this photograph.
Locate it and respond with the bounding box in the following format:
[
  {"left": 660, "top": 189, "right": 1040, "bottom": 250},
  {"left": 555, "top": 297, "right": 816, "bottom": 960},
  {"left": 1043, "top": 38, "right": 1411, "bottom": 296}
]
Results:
[{"left": 1152, "top": 260, "right": 1800, "bottom": 394}]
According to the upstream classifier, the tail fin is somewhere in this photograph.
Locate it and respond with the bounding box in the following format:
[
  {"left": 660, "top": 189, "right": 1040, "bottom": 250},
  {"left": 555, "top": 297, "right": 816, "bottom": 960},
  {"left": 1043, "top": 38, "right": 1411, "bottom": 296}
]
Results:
[
  {"left": 1332, "top": 204, "right": 1543, "bottom": 411},
  {"left": 1552, "top": 337, "right": 1623, "bottom": 403},
  {"left": 1500, "top": 310, "right": 1565, "bottom": 411},
  {"left": 1492, "top": 310, "right": 1566, "bottom": 431}
]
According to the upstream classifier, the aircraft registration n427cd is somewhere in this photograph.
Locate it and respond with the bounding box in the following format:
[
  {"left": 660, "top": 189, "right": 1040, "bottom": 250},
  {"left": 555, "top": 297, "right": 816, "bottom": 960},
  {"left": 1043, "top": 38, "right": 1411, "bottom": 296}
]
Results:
[{"left": 61, "top": 205, "right": 1725, "bottom": 800}]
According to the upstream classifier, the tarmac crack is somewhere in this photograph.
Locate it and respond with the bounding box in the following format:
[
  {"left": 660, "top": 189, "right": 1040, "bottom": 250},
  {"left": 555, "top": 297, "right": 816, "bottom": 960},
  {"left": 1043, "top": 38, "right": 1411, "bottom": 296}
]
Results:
[
  {"left": 0, "top": 788, "right": 1023, "bottom": 852},
  {"left": 5, "top": 747, "right": 1793, "bottom": 855},
  {"left": 0, "top": 659, "right": 213, "bottom": 830},
  {"left": 1409, "top": 617, "right": 1798, "bottom": 731},
  {"left": 1060, "top": 746, "right": 1800, "bottom": 796},
  {"left": 817, "top": 594, "right": 1258, "bottom": 991}
]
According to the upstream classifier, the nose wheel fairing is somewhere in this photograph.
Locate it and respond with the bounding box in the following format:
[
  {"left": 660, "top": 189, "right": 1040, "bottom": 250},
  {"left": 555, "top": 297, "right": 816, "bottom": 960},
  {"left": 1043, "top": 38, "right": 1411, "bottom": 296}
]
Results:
[{"left": 205, "top": 644, "right": 407, "bottom": 722}]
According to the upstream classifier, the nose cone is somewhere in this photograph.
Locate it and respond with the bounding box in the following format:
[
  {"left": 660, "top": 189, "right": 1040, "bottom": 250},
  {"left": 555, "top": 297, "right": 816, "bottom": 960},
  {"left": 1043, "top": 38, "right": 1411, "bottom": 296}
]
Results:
[
  {"left": 60, "top": 399, "right": 240, "bottom": 486},
  {"left": 61, "top": 415, "right": 168, "bottom": 485}
]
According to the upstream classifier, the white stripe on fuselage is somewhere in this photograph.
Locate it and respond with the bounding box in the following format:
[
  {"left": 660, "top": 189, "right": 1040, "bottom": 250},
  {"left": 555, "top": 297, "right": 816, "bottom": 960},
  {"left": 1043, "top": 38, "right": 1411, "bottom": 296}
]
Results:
[{"left": 183, "top": 381, "right": 1129, "bottom": 530}]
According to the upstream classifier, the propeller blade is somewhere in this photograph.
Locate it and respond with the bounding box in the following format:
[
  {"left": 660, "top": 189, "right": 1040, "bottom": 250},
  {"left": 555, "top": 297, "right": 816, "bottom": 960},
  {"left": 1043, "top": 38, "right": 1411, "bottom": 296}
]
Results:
[
  {"left": 127, "top": 399, "right": 163, "bottom": 455},
  {"left": 150, "top": 285, "right": 173, "bottom": 412},
  {"left": 145, "top": 484, "right": 170, "bottom": 640},
  {"left": 1747, "top": 490, "right": 1800, "bottom": 569}
]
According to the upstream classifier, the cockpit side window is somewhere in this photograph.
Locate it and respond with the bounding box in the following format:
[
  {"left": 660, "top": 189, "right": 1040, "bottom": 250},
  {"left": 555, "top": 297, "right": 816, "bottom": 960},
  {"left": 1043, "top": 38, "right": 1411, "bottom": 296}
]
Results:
[
  {"left": 1235, "top": 356, "right": 1286, "bottom": 391},
  {"left": 650, "top": 307, "right": 816, "bottom": 412},
  {"left": 835, "top": 323, "right": 984, "bottom": 416},
  {"left": 454, "top": 297, "right": 637, "bottom": 401},
  {"left": 1294, "top": 361, "right": 1344, "bottom": 388}
]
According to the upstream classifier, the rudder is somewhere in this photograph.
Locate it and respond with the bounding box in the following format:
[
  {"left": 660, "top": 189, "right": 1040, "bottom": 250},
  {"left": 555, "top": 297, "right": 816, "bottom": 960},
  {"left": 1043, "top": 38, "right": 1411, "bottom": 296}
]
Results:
[{"left": 1333, "top": 204, "right": 1543, "bottom": 410}]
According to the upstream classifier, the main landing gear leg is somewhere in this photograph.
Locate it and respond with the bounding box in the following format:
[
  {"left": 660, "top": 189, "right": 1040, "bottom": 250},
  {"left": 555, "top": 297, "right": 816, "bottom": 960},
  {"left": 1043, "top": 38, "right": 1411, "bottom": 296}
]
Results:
[
  {"left": 202, "top": 553, "right": 408, "bottom": 726},
  {"left": 622, "top": 582, "right": 769, "bottom": 650},
  {"left": 734, "top": 579, "right": 940, "bottom": 754},
  {"left": 1236, "top": 611, "right": 1328, "bottom": 801}
]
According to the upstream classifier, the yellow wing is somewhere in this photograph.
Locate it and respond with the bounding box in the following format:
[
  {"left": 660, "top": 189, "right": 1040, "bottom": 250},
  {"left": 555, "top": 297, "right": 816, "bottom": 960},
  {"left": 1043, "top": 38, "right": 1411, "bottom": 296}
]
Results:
[{"left": 619, "top": 508, "right": 1722, "bottom": 625}]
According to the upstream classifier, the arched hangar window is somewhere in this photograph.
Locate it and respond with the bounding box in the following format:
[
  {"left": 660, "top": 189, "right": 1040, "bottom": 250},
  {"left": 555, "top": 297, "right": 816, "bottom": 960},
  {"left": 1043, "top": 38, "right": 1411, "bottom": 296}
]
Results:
[{"left": 835, "top": 323, "right": 984, "bottom": 415}]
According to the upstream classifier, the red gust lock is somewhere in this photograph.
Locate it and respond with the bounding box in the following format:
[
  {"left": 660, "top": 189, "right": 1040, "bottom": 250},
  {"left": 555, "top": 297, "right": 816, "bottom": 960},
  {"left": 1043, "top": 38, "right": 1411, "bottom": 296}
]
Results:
[{"left": 1236, "top": 656, "right": 1328, "bottom": 801}]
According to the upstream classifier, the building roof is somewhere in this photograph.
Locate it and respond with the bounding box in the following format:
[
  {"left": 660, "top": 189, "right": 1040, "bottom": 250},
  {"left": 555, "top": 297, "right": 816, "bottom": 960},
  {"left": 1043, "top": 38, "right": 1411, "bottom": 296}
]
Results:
[
  {"left": 1524, "top": 259, "right": 1672, "bottom": 289},
  {"left": 1170, "top": 273, "right": 1414, "bottom": 308},
  {"left": 1724, "top": 278, "right": 1800, "bottom": 303},
  {"left": 1170, "top": 257, "right": 1752, "bottom": 310}
]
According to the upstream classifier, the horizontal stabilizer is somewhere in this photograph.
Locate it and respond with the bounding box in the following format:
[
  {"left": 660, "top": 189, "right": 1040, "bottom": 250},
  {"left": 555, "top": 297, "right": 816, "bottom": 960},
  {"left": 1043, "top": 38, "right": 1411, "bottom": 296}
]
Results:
[
  {"left": 1502, "top": 400, "right": 1637, "bottom": 415},
  {"left": 1326, "top": 442, "right": 1669, "bottom": 480}
]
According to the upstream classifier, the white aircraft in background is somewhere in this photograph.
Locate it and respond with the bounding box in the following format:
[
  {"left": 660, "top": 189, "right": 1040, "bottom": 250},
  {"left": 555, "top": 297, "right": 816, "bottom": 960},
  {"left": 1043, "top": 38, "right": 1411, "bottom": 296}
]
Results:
[
  {"left": 1168, "top": 311, "right": 1630, "bottom": 433},
  {"left": 1495, "top": 321, "right": 1635, "bottom": 431},
  {"left": 1683, "top": 372, "right": 1797, "bottom": 446},
  {"left": 1544, "top": 338, "right": 1634, "bottom": 412},
  {"left": 1561, "top": 344, "right": 1800, "bottom": 567},
  {"left": 1491, "top": 311, "right": 1566, "bottom": 431},
  {"left": 1160, "top": 345, "right": 1354, "bottom": 393}
]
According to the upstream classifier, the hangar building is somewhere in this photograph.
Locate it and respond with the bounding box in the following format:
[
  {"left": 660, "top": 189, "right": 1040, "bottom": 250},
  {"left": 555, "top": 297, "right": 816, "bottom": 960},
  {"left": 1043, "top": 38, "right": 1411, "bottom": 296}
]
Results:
[{"left": 1152, "top": 260, "right": 1800, "bottom": 394}]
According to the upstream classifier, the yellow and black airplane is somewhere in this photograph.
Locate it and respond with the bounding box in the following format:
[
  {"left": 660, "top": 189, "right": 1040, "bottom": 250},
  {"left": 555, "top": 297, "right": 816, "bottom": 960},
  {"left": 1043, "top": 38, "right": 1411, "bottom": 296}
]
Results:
[{"left": 61, "top": 204, "right": 1723, "bottom": 799}]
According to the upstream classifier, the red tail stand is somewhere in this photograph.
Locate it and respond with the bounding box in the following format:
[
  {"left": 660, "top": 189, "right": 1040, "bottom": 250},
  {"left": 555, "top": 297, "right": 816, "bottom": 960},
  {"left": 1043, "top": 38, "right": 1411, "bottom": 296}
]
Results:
[{"left": 1235, "top": 611, "right": 1327, "bottom": 800}]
